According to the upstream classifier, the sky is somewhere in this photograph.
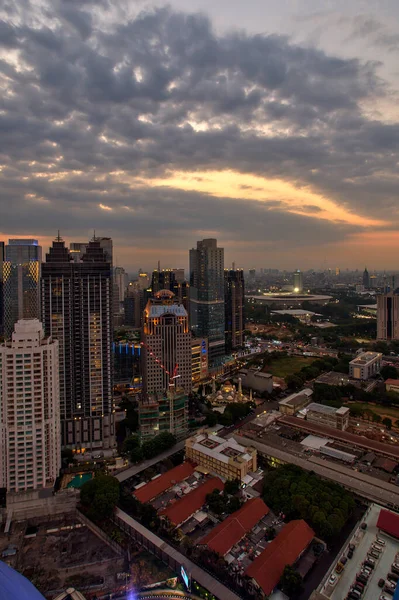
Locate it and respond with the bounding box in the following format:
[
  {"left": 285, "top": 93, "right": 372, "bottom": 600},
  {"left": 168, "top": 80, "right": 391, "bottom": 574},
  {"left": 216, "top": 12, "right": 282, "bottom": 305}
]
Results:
[{"left": 1, "top": 0, "right": 399, "bottom": 272}]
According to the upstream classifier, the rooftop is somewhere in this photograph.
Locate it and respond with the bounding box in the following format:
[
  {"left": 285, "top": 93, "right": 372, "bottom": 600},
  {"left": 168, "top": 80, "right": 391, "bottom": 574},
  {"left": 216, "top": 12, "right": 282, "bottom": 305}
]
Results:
[
  {"left": 320, "top": 504, "right": 399, "bottom": 600},
  {"left": 133, "top": 462, "right": 196, "bottom": 503},
  {"left": 377, "top": 509, "right": 399, "bottom": 539},
  {"left": 245, "top": 520, "right": 315, "bottom": 596},
  {"left": 279, "top": 388, "right": 313, "bottom": 408},
  {"left": 199, "top": 497, "right": 269, "bottom": 556},
  {"left": 385, "top": 379, "right": 399, "bottom": 386},
  {"left": 159, "top": 476, "right": 224, "bottom": 526},
  {"left": 350, "top": 351, "right": 382, "bottom": 366},
  {"left": 307, "top": 402, "right": 349, "bottom": 416},
  {"left": 187, "top": 434, "right": 254, "bottom": 465}
]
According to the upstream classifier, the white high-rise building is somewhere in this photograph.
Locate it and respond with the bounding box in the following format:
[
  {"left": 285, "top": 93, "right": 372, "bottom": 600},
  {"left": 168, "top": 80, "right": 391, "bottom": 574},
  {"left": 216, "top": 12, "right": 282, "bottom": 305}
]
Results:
[{"left": 0, "top": 319, "right": 61, "bottom": 493}]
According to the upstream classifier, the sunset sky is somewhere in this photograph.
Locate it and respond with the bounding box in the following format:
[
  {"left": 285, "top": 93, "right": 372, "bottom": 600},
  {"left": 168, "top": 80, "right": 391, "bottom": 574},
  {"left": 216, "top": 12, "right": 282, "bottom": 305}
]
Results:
[{"left": 1, "top": 0, "right": 399, "bottom": 271}]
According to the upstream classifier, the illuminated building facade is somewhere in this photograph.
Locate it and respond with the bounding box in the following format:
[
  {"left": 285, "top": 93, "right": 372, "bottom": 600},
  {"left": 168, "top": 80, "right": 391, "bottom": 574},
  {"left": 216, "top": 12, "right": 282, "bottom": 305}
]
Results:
[
  {"left": 3, "top": 239, "right": 41, "bottom": 339},
  {"left": 0, "top": 319, "right": 61, "bottom": 493},
  {"left": 191, "top": 337, "right": 208, "bottom": 383},
  {"left": 293, "top": 269, "right": 303, "bottom": 293},
  {"left": 377, "top": 291, "right": 399, "bottom": 341},
  {"left": 41, "top": 237, "right": 115, "bottom": 451},
  {"left": 189, "top": 239, "right": 225, "bottom": 367},
  {"left": 224, "top": 268, "right": 245, "bottom": 352}
]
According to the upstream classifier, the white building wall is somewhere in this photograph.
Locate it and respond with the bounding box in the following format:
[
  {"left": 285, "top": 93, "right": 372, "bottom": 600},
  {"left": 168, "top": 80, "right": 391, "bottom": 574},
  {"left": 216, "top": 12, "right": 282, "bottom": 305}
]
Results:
[{"left": 0, "top": 319, "right": 61, "bottom": 493}]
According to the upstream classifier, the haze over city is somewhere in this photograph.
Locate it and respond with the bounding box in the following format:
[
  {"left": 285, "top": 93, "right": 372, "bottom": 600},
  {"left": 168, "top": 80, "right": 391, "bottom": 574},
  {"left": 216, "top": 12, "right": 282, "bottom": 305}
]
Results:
[{"left": 1, "top": 0, "right": 399, "bottom": 269}]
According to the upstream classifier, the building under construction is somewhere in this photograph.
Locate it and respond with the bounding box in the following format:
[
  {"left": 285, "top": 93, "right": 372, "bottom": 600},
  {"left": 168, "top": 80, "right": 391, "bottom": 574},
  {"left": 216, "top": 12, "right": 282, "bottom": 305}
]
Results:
[{"left": 138, "top": 391, "right": 188, "bottom": 442}]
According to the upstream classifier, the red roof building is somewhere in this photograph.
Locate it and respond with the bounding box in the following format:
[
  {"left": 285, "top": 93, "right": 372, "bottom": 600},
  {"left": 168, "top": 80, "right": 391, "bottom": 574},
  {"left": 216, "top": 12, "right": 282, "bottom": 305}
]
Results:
[
  {"left": 133, "top": 462, "right": 196, "bottom": 504},
  {"left": 245, "top": 520, "right": 314, "bottom": 597},
  {"left": 377, "top": 509, "right": 399, "bottom": 539},
  {"left": 159, "top": 477, "right": 224, "bottom": 526},
  {"left": 199, "top": 498, "right": 269, "bottom": 556}
]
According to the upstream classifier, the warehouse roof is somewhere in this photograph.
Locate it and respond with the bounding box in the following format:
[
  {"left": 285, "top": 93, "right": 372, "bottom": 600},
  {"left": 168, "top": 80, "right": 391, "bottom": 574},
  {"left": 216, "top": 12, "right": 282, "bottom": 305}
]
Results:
[
  {"left": 245, "top": 520, "right": 314, "bottom": 596},
  {"left": 377, "top": 509, "right": 399, "bottom": 539},
  {"left": 159, "top": 477, "right": 224, "bottom": 526},
  {"left": 133, "top": 462, "right": 196, "bottom": 503},
  {"left": 200, "top": 498, "right": 269, "bottom": 556}
]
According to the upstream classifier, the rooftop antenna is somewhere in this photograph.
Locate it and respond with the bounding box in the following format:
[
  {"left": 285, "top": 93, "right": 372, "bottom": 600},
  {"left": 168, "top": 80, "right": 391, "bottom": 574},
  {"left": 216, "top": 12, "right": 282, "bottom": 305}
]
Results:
[
  {"left": 56, "top": 230, "right": 62, "bottom": 242},
  {"left": 93, "top": 229, "right": 96, "bottom": 241},
  {"left": 158, "top": 260, "right": 161, "bottom": 272}
]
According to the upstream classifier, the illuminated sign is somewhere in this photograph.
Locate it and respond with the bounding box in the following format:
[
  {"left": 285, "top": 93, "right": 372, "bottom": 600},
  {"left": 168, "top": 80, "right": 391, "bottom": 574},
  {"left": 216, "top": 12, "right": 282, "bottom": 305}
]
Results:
[{"left": 180, "top": 565, "right": 191, "bottom": 591}]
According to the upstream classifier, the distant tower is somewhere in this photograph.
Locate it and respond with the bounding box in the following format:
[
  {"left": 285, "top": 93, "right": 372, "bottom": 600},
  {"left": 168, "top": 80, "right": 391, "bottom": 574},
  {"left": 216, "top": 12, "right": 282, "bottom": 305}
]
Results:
[
  {"left": 293, "top": 269, "right": 303, "bottom": 293},
  {"left": 0, "top": 319, "right": 61, "bottom": 493},
  {"left": 224, "top": 267, "right": 245, "bottom": 352},
  {"left": 3, "top": 239, "right": 42, "bottom": 338},
  {"left": 363, "top": 267, "right": 370, "bottom": 289},
  {"left": 189, "top": 239, "right": 225, "bottom": 367},
  {"left": 377, "top": 291, "right": 399, "bottom": 341}
]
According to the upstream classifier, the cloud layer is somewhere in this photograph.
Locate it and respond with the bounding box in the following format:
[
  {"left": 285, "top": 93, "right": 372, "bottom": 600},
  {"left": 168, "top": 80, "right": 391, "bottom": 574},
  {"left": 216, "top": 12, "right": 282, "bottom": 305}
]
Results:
[{"left": 0, "top": 0, "right": 398, "bottom": 268}]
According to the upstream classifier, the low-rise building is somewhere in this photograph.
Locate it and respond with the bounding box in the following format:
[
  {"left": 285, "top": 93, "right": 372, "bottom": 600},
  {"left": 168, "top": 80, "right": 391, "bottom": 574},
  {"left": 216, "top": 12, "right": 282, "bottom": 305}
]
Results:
[
  {"left": 185, "top": 432, "right": 257, "bottom": 481},
  {"left": 159, "top": 476, "right": 224, "bottom": 527},
  {"left": 349, "top": 351, "right": 382, "bottom": 380},
  {"left": 278, "top": 388, "right": 313, "bottom": 416},
  {"left": 385, "top": 378, "right": 399, "bottom": 394},
  {"left": 306, "top": 403, "right": 350, "bottom": 431},
  {"left": 238, "top": 368, "right": 273, "bottom": 394},
  {"left": 245, "top": 519, "right": 314, "bottom": 598}
]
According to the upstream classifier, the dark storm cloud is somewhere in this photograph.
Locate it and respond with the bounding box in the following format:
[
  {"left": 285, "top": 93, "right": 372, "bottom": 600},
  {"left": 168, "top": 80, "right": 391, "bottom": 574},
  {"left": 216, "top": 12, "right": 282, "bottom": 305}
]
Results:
[{"left": 0, "top": 0, "right": 398, "bottom": 251}]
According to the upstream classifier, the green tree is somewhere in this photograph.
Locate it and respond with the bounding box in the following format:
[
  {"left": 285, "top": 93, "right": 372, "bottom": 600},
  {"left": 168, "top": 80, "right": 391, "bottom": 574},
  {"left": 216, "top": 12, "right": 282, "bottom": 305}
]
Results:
[
  {"left": 286, "top": 374, "right": 304, "bottom": 390},
  {"left": 122, "top": 434, "right": 140, "bottom": 456},
  {"left": 279, "top": 565, "right": 303, "bottom": 597},
  {"left": 205, "top": 411, "right": 218, "bottom": 427},
  {"left": 80, "top": 474, "right": 120, "bottom": 521},
  {"left": 383, "top": 417, "right": 392, "bottom": 430},
  {"left": 372, "top": 413, "right": 382, "bottom": 423},
  {"left": 381, "top": 365, "right": 398, "bottom": 380},
  {"left": 224, "top": 479, "right": 240, "bottom": 496}
]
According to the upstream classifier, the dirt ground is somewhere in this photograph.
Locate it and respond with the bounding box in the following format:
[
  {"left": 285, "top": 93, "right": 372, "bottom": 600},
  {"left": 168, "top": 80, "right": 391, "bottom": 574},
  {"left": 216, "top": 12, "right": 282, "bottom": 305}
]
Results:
[{"left": 0, "top": 513, "right": 123, "bottom": 597}]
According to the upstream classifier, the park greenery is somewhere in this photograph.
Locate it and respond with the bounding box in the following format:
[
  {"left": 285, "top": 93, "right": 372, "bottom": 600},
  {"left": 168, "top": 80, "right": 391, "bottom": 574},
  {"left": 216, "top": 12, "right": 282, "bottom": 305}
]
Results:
[
  {"left": 262, "top": 464, "right": 355, "bottom": 541},
  {"left": 279, "top": 565, "right": 303, "bottom": 598},
  {"left": 122, "top": 431, "right": 176, "bottom": 463},
  {"left": 80, "top": 474, "right": 120, "bottom": 521},
  {"left": 206, "top": 480, "right": 243, "bottom": 516}
]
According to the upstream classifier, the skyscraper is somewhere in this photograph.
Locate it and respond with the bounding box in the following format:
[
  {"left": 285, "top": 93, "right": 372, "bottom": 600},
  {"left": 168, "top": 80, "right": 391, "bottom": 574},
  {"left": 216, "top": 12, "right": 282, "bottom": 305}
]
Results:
[
  {"left": 151, "top": 268, "right": 190, "bottom": 316},
  {"left": 41, "top": 237, "right": 115, "bottom": 451},
  {"left": 0, "top": 319, "right": 61, "bottom": 493},
  {"left": 225, "top": 268, "right": 245, "bottom": 352},
  {"left": 293, "top": 269, "right": 303, "bottom": 293},
  {"left": 189, "top": 239, "right": 225, "bottom": 366},
  {"left": 142, "top": 290, "right": 192, "bottom": 395},
  {"left": 363, "top": 267, "right": 370, "bottom": 289},
  {"left": 377, "top": 291, "right": 399, "bottom": 341},
  {"left": 3, "top": 239, "right": 42, "bottom": 338},
  {"left": 0, "top": 241, "right": 4, "bottom": 336}
]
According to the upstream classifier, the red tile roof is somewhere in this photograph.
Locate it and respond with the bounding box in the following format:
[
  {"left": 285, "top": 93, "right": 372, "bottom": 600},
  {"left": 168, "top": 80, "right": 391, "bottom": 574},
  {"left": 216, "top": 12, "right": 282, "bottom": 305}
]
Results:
[
  {"left": 377, "top": 509, "right": 399, "bottom": 539},
  {"left": 385, "top": 379, "right": 399, "bottom": 386},
  {"left": 245, "top": 520, "right": 314, "bottom": 596},
  {"left": 159, "top": 477, "right": 224, "bottom": 526},
  {"left": 200, "top": 498, "right": 269, "bottom": 556},
  {"left": 133, "top": 462, "right": 196, "bottom": 504}
]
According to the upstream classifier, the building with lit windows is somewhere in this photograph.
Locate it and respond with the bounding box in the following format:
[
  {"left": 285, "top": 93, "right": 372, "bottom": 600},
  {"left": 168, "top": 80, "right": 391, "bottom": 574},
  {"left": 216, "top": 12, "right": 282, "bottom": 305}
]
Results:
[
  {"left": 191, "top": 337, "right": 208, "bottom": 383},
  {"left": 306, "top": 403, "right": 350, "bottom": 431},
  {"left": 185, "top": 432, "right": 257, "bottom": 481},
  {"left": 190, "top": 239, "right": 225, "bottom": 367},
  {"left": 293, "top": 269, "right": 303, "bottom": 293},
  {"left": 138, "top": 390, "right": 188, "bottom": 442},
  {"left": 41, "top": 237, "right": 115, "bottom": 451},
  {"left": 224, "top": 268, "right": 245, "bottom": 352},
  {"left": 3, "top": 239, "right": 41, "bottom": 339},
  {"left": 0, "top": 319, "right": 60, "bottom": 493},
  {"left": 142, "top": 290, "right": 192, "bottom": 396},
  {"left": 349, "top": 351, "right": 382, "bottom": 380},
  {"left": 377, "top": 291, "right": 399, "bottom": 341}
]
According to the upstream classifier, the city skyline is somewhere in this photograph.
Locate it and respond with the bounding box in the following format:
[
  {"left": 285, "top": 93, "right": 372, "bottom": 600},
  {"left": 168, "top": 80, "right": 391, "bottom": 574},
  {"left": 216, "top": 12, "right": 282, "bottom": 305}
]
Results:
[{"left": 1, "top": 1, "right": 399, "bottom": 268}]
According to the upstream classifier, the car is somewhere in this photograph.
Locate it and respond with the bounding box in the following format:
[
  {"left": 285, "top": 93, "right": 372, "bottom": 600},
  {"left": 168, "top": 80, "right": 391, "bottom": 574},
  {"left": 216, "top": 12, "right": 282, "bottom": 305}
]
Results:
[
  {"left": 380, "top": 596, "right": 392, "bottom": 600},
  {"left": 376, "top": 538, "right": 386, "bottom": 546},
  {"left": 378, "top": 578, "right": 386, "bottom": 588},
  {"left": 329, "top": 574, "right": 337, "bottom": 584},
  {"left": 348, "top": 549, "right": 354, "bottom": 559}
]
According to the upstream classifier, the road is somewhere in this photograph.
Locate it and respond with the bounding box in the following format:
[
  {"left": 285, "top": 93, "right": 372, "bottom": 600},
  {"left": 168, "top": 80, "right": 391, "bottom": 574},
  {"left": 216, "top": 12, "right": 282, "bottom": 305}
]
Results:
[
  {"left": 115, "top": 441, "right": 186, "bottom": 483},
  {"left": 233, "top": 433, "right": 399, "bottom": 509}
]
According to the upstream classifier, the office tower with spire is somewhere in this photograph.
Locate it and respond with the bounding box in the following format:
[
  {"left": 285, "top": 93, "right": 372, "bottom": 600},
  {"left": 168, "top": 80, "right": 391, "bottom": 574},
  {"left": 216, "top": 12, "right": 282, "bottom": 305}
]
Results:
[
  {"left": 189, "top": 239, "right": 225, "bottom": 366},
  {"left": 363, "top": 267, "right": 370, "bottom": 289},
  {"left": 41, "top": 236, "right": 115, "bottom": 451},
  {"left": 293, "top": 269, "right": 303, "bottom": 293},
  {"left": 3, "top": 239, "right": 42, "bottom": 338},
  {"left": 225, "top": 266, "right": 245, "bottom": 352},
  {"left": 0, "top": 319, "right": 61, "bottom": 493},
  {"left": 377, "top": 290, "right": 399, "bottom": 341}
]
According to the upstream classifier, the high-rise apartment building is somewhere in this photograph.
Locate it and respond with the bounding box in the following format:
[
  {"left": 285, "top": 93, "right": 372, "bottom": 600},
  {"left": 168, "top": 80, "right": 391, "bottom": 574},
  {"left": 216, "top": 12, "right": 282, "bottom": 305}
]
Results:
[
  {"left": 114, "top": 266, "right": 128, "bottom": 305},
  {"left": 0, "top": 241, "right": 4, "bottom": 336},
  {"left": 224, "top": 268, "right": 245, "bottom": 352},
  {"left": 41, "top": 238, "right": 115, "bottom": 451},
  {"left": 3, "top": 239, "right": 42, "bottom": 338},
  {"left": 363, "top": 267, "right": 370, "bottom": 289},
  {"left": 189, "top": 239, "right": 225, "bottom": 366},
  {"left": 142, "top": 290, "right": 192, "bottom": 395},
  {"left": 377, "top": 291, "right": 399, "bottom": 341},
  {"left": 0, "top": 319, "right": 61, "bottom": 493},
  {"left": 293, "top": 269, "right": 303, "bottom": 293}
]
